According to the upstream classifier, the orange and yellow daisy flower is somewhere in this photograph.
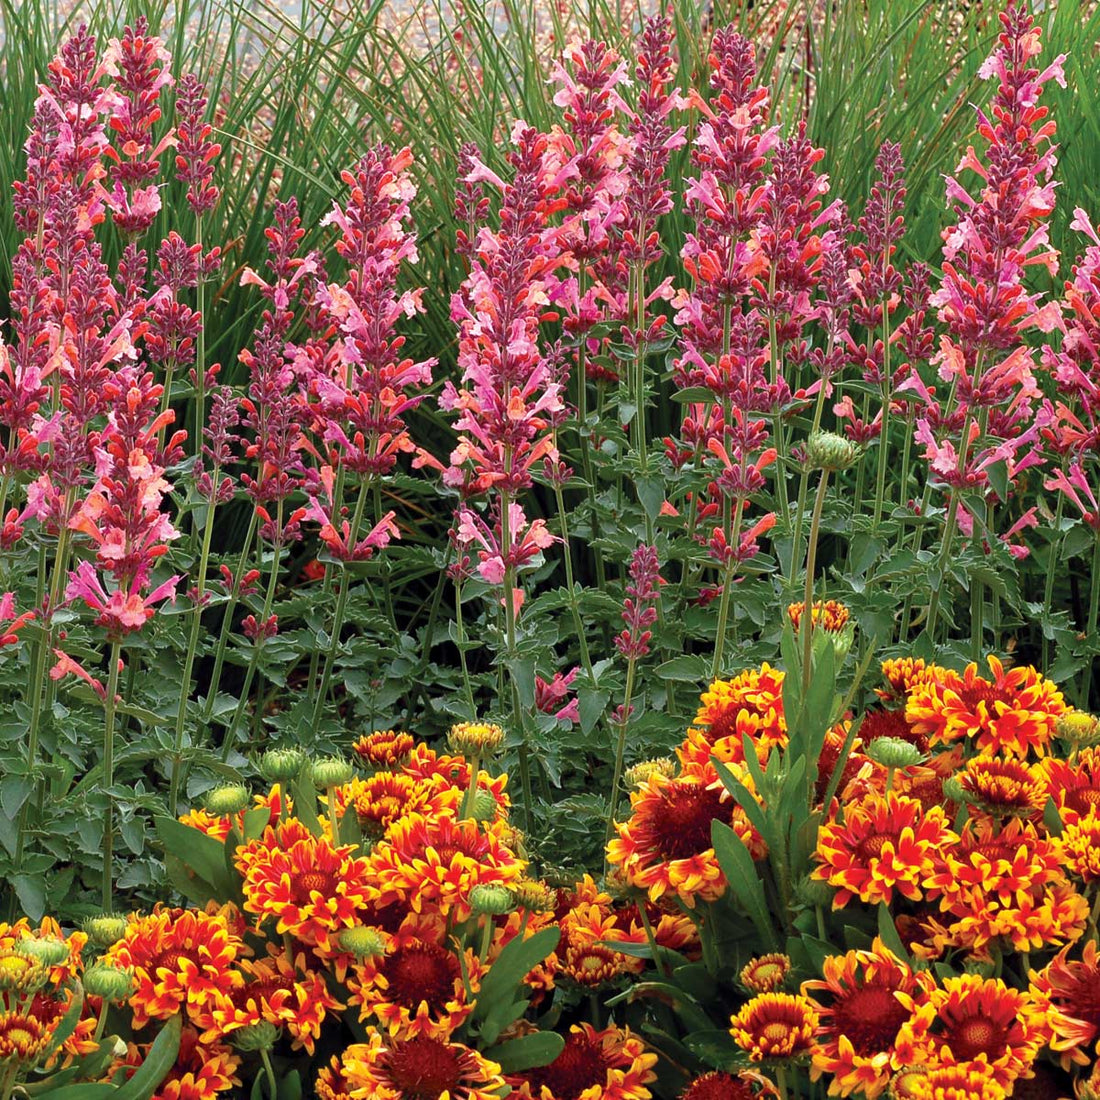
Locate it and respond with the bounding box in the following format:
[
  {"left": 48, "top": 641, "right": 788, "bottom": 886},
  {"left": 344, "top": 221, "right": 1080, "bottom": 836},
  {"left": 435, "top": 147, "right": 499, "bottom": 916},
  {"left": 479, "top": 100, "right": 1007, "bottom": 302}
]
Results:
[
  {"left": 348, "top": 926, "right": 482, "bottom": 1039},
  {"left": 787, "top": 599, "right": 850, "bottom": 633},
  {"left": 1030, "top": 940, "right": 1100, "bottom": 1068},
  {"left": 114, "top": 1027, "right": 241, "bottom": 1100},
  {"left": 1039, "top": 745, "right": 1100, "bottom": 825},
  {"left": 365, "top": 812, "right": 524, "bottom": 922},
  {"left": 507, "top": 1022, "right": 657, "bottom": 1100},
  {"left": 105, "top": 907, "right": 245, "bottom": 1031},
  {"left": 957, "top": 756, "right": 1046, "bottom": 816},
  {"left": 201, "top": 951, "right": 339, "bottom": 1054},
  {"left": 316, "top": 1057, "right": 353, "bottom": 1100},
  {"left": 333, "top": 773, "right": 439, "bottom": 839},
  {"left": 1052, "top": 810, "right": 1100, "bottom": 883},
  {"left": 802, "top": 939, "right": 924, "bottom": 1099},
  {"left": 236, "top": 822, "right": 375, "bottom": 952},
  {"left": 741, "top": 955, "right": 791, "bottom": 995},
  {"left": 906, "top": 655, "right": 1065, "bottom": 758},
  {"left": 679, "top": 1071, "right": 778, "bottom": 1099},
  {"left": 812, "top": 792, "right": 956, "bottom": 908},
  {"left": 679, "top": 665, "right": 788, "bottom": 769},
  {"left": 877, "top": 658, "right": 933, "bottom": 701},
  {"left": 179, "top": 787, "right": 289, "bottom": 843},
  {"left": 607, "top": 763, "right": 764, "bottom": 908},
  {"left": 923, "top": 817, "right": 1088, "bottom": 958},
  {"left": 0, "top": 1011, "right": 53, "bottom": 1064},
  {"left": 894, "top": 974, "right": 1046, "bottom": 1090},
  {"left": 729, "top": 993, "right": 818, "bottom": 1063},
  {"left": 353, "top": 730, "right": 416, "bottom": 768},
  {"left": 341, "top": 1032, "right": 507, "bottom": 1100}
]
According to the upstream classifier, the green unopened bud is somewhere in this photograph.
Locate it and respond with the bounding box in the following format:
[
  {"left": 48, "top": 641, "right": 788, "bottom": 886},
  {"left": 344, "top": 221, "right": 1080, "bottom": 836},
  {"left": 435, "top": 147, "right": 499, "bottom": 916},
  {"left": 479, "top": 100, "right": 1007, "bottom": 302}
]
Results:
[
  {"left": 448, "top": 721, "right": 506, "bottom": 758},
  {"left": 806, "top": 430, "right": 860, "bottom": 473},
  {"left": 469, "top": 884, "right": 516, "bottom": 916},
  {"left": 15, "top": 936, "right": 70, "bottom": 967},
  {"left": 82, "top": 914, "right": 129, "bottom": 949},
  {"left": 941, "top": 775, "right": 967, "bottom": 805},
  {"left": 83, "top": 963, "right": 134, "bottom": 1003},
  {"left": 626, "top": 758, "right": 676, "bottom": 787},
  {"left": 261, "top": 747, "right": 306, "bottom": 783},
  {"left": 512, "top": 879, "right": 556, "bottom": 913},
  {"left": 469, "top": 788, "right": 499, "bottom": 823},
  {"left": 865, "top": 737, "right": 924, "bottom": 769},
  {"left": 338, "top": 926, "right": 387, "bottom": 958},
  {"left": 311, "top": 757, "right": 355, "bottom": 790},
  {"left": 232, "top": 1020, "right": 279, "bottom": 1052},
  {"left": 0, "top": 951, "right": 48, "bottom": 994},
  {"left": 795, "top": 875, "right": 835, "bottom": 909},
  {"left": 204, "top": 784, "right": 251, "bottom": 815},
  {"left": 1056, "top": 711, "right": 1100, "bottom": 747}
]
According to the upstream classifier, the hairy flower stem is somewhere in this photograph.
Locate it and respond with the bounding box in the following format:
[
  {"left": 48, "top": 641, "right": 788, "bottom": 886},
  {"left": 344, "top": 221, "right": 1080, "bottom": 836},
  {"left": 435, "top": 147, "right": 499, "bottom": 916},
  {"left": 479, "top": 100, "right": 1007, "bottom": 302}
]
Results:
[
  {"left": 102, "top": 639, "right": 122, "bottom": 911},
  {"left": 775, "top": 1065, "right": 790, "bottom": 1100},
  {"left": 710, "top": 500, "right": 745, "bottom": 680},
  {"left": 604, "top": 654, "right": 637, "bottom": 863},
  {"left": 500, "top": 488, "right": 534, "bottom": 833},
  {"left": 789, "top": 371, "right": 833, "bottom": 586},
  {"left": 202, "top": 508, "right": 259, "bottom": 725},
  {"left": 454, "top": 578, "right": 476, "bottom": 719},
  {"left": 554, "top": 483, "right": 593, "bottom": 679},
  {"left": 802, "top": 470, "right": 831, "bottom": 700},
  {"left": 306, "top": 468, "right": 348, "bottom": 694},
  {"left": 223, "top": 500, "right": 284, "bottom": 759},
  {"left": 169, "top": 482, "right": 220, "bottom": 816},
  {"left": 1042, "top": 490, "right": 1066, "bottom": 672},
  {"left": 259, "top": 1048, "right": 278, "bottom": 1100},
  {"left": 193, "top": 217, "right": 207, "bottom": 450},
  {"left": 312, "top": 485, "right": 370, "bottom": 730}
]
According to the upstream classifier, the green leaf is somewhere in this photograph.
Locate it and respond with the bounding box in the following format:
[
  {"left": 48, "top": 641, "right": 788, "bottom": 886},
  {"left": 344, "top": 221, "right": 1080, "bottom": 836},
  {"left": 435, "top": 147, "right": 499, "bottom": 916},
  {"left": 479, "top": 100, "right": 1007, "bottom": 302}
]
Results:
[
  {"left": 471, "top": 926, "right": 560, "bottom": 1027},
  {"left": 683, "top": 1029, "right": 744, "bottom": 1072},
  {"left": 577, "top": 688, "right": 609, "bottom": 735},
  {"left": 1042, "top": 796, "right": 1064, "bottom": 837},
  {"left": 636, "top": 475, "right": 665, "bottom": 521},
  {"left": 0, "top": 773, "right": 32, "bottom": 820},
  {"left": 484, "top": 1031, "right": 565, "bottom": 1074},
  {"left": 114, "top": 1013, "right": 182, "bottom": 1100},
  {"left": 711, "top": 819, "right": 778, "bottom": 952},
  {"left": 655, "top": 655, "right": 711, "bottom": 683},
  {"left": 154, "top": 817, "right": 235, "bottom": 901},
  {"left": 877, "top": 903, "right": 912, "bottom": 965},
  {"left": 12, "top": 872, "right": 46, "bottom": 921}
]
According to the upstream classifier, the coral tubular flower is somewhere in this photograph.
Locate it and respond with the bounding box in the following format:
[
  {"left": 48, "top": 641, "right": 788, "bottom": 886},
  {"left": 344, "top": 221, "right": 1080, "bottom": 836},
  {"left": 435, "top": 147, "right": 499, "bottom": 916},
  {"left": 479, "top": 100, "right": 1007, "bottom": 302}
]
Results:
[
  {"left": 608, "top": 763, "right": 763, "bottom": 908},
  {"left": 104, "top": 907, "right": 244, "bottom": 1031},
  {"left": 813, "top": 792, "right": 956, "bottom": 908},
  {"left": 894, "top": 974, "right": 1047, "bottom": 1090},
  {"left": 508, "top": 1022, "right": 658, "bottom": 1100},
  {"left": 729, "top": 993, "right": 819, "bottom": 1063},
  {"left": 1031, "top": 940, "right": 1100, "bottom": 1068},
  {"left": 236, "top": 822, "right": 375, "bottom": 951},
  {"left": 348, "top": 929, "right": 481, "bottom": 1039},
  {"left": 905, "top": 656, "right": 1065, "bottom": 758},
  {"left": 802, "top": 939, "right": 924, "bottom": 1099},
  {"left": 341, "top": 1032, "right": 507, "bottom": 1100},
  {"left": 365, "top": 813, "right": 524, "bottom": 921}
]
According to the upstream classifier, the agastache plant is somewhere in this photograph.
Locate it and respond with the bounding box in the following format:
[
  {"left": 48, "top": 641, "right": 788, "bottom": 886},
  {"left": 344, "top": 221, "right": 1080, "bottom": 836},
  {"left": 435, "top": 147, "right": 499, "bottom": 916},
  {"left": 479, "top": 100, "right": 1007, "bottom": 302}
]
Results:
[{"left": 914, "top": 0, "right": 1065, "bottom": 645}]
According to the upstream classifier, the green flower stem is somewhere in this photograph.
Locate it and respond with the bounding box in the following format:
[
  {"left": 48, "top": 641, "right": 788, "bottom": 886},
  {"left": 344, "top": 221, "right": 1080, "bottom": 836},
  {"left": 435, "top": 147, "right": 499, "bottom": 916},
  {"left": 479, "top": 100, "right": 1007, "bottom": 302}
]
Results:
[
  {"left": 802, "top": 468, "right": 831, "bottom": 700},
  {"left": 553, "top": 481, "right": 593, "bottom": 680},
  {"left": 1042, "top": 489, "right": 1065, "bottom": 673},
  {"left": 223, "top": 500, "right": 284, "bottom": 759},
  {"left": 0, "top": 1061, "right": 18, "bottom": 1100},
  {"left": 604, "top": 652, "right": 637, "bottom": 864},
  {"left": 305, "top": 466, "right": 348, "bottom": 695},
  {"left": 202, "top": 508, "right": 259, "bottom": 725},
  {"left": 872, "top": 303, "right": 894, "bottom": 531},
  {"left": 169, "top": 482, "right": 220, "bottom": 816},
  {"left": 454, "top": 576, "right": 476, "bottom": 719},
  {"left": 710, "top": 500, "right": 745, "bottom": 680},
  {"left": 259, "top": 1047, "right": 278, "bottom": 1100},
  {"left": 1082, "top": 531, "right": 1100, "bottom": 709},
  {"left": 460, "top": 755, "right": 481, "bottom": 822},
  {"left": 325, "top": 785, "right": 341, "bottom": 843},
  {"left": 311, "top": 483, "right": 370, "bottom": 730},
  {"left": 789, "top": 364, "right": 832, "bottom": 587},
  {"left": 478, "top": 916, "right": 493, "bottom": 965},
  {"left": 102, "top": 639, "right": 123, "bottom": 912},
  {"left": 767, "top": 267, "right": 790, "bottom": 527},
  {"left": 775, "top": 1066, "right": 790, "bottom": 1100}
]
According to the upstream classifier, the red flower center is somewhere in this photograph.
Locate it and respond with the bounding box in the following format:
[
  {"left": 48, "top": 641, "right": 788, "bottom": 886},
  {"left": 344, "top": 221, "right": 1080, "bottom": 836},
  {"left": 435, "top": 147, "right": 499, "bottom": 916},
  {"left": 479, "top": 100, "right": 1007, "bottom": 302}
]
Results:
[
  {"left": 380, "top": 1036, "right": 467, "bottom": 1100},
  {"left": 299, "top": 871, "right": 336, "bottom": 896},
  {"left": 762, "top": 1022, "right": 793, "bottom": 1044},
  {"left": 1052, "top": 972, "right": 1100, "bottom": 1026},
  {"left": 524, "top": 1032, "right": 611, "bottom": 1100},
  {"left": 1065, "top": 787, "right": 1100, "bottom": 815},
  {"left": 828, "top": 983, "right": 909, "bottom": 1056},
  {"left": 680, "top": 1071, "right": 756, "bottom": 1100},
  {"left": 856, "top": 833, "right": 893, "bottom": 860},
  {"left": 646, "top": 782, "right": 728, "bottom": 861},
  {"left": 705, "top": 705, "right": 744, "bottom": 744},
  {"left": 958, "top": 680, "right": 1007, "bottom": 714},
  {"left": 860, "top": 708, "right": 926, "bottom": 752},
  {"left": 944, "top": 1014, "right": 1008, "bottom": 1061},
  {"left": 152, "top": 948, "right": 186, "bottom": 974},
  {"left": 383, "top": 942, "right": 460, "bottom": 1009}
]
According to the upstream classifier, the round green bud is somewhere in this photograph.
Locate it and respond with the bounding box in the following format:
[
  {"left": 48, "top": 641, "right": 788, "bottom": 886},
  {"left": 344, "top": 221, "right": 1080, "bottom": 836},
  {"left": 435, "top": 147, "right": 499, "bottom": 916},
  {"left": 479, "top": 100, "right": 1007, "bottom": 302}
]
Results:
[
  {"left": 469, "top": 788, "right": 500, "bottom": 823},
  {"left": 0, "top": 951, "right": 48, "bottom": 994},
  {"left": 82, "top": 914, "right": 129, "bottom": 949},
  {"left": 337, "top": 926, "right": 387, "bottom": 958},
  {"left": 15, "top": 936, "right": 70, "bottom": 967},
  {"left": 204, "top": 784, "right": 251, "bottom": 816},
  {"left": 311, "top": 757, "right": 355, "bottom": 790},
  {"left": 469, "top": 884, "right": 516, "bottom": 917},
  {"left": 806, "top": 430, "right": 860, "bottom": 473},
  {"left": 448, "top": 721, "right": 506, "bottom": 758},
  {"left": 626, "top": 758, "right": 676, "bottom": 788},
  {"left": 232, "top": 1020, "right": 280, "bottom": 1052},
  {"left": 260, "top": 747, "right": 307, "bottom": 783},
  {"left": 941, "top": 775, "right": 967, "bottom": 805},
  {"left": 512, "top": 879, "right": 556, "bottom": 913},
  {"left": 83, "top": 963, "right": 135, "bottom": 1003},
  {"left": 865, "top": 737, "right": 924, "bottom": 769},
  {"left": 795, "top": 875, "right": 835, "bottom": 909},
  {"left": 1056, "top": 711, "right": 1100, "bottom": 747}
]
